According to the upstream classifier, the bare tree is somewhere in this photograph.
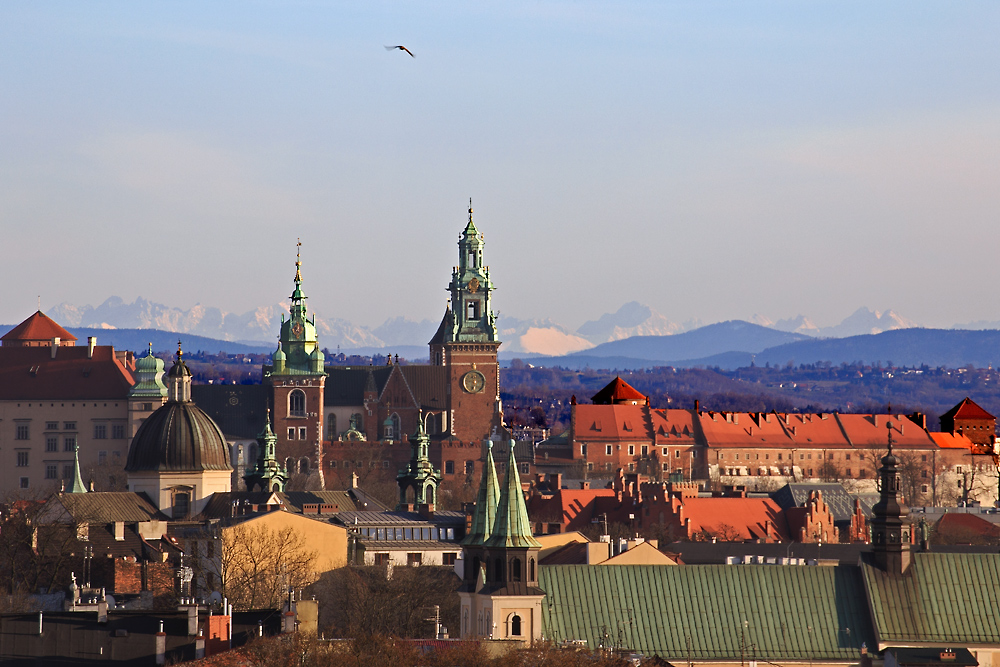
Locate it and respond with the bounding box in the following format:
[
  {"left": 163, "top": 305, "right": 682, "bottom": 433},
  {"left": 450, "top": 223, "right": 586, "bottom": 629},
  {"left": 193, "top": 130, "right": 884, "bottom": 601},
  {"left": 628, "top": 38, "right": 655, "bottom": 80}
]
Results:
[{"left": 206, "top": 520, "right": 318, "bottom": 611}]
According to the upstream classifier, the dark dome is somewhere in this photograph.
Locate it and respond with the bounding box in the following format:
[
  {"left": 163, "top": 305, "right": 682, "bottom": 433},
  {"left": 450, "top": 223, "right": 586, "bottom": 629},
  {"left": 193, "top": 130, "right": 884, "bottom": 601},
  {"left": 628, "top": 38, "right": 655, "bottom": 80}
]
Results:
[
  {"left": 168, "top": 358, "right": 192, "bottom": 378},
  {"left": 125, "top": 401, "right": 232, "bottom": 473}
]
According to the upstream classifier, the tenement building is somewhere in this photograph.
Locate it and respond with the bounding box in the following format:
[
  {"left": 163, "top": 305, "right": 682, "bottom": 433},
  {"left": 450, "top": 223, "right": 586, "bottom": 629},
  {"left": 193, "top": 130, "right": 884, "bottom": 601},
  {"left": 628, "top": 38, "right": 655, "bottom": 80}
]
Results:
[{"left": 0, "top": 311, "right": 164, "bottom": 494}]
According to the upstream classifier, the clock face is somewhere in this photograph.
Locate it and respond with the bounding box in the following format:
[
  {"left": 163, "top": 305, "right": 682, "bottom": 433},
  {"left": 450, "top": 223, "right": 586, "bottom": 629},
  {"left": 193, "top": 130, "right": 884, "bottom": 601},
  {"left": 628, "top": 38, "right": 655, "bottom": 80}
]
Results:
[
  {"left": 468, "top": 277, "right": 480, "bottom": 293},
  {"left": 291, "top": 322, "right": 304, "bottom": 338},
  {"left": 463, "top": 370, "right": 486, "bottom": 394}
]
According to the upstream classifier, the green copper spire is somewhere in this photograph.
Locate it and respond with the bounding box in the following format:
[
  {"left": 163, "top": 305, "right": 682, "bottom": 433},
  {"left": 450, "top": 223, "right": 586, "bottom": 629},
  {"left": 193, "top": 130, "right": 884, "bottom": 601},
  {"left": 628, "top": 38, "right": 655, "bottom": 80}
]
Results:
[
  {"left": 462, "top": 440, "right": 501, "bottom": 546},
  {"left": 67, "top": 443, "right": 87, "bottom": 494},
  {"left": 244, "top": 409, "right": 289, "bottom": 492},
  {"left": 271, "top": 241, "right": 325, "bottom": 377},
  {"left": 463, "top": 198, "right": 479, "bottom": 237},
  {"left": 485, "top": 441, "right": 541, "bottom": 548},
  {"left": 396, "top": 413, "right": 442, "bottom": 509}
]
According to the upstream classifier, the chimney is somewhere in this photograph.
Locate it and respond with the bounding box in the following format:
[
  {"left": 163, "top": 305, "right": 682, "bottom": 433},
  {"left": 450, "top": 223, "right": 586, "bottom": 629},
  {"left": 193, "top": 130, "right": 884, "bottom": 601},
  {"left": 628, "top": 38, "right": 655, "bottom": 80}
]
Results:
[
  {"left": 694, "top": 399, "right": 700, "bottom": 412},
  {"left": 87, "top": 337, "right": 96, "bottom": 359},
  {"left": 51, "top": 338, "right": 60, "bottom": 358},
  {"left": 114, "top": 522, "right": 125, "bottom": 541}
]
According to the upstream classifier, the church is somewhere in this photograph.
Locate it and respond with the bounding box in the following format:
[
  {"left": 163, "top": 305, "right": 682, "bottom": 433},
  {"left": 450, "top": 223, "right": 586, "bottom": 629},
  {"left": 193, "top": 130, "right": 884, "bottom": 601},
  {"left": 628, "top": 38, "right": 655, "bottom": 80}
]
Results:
[{"left": 195, "top": 204, "right": 508, "bottom": 489}]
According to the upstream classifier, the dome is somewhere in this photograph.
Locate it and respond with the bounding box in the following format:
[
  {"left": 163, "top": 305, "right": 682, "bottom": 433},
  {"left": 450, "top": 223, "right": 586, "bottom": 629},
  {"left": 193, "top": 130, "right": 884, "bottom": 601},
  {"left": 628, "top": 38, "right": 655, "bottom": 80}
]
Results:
[{"left": 125, "top": 401, "right": 232, "bottom": 473}]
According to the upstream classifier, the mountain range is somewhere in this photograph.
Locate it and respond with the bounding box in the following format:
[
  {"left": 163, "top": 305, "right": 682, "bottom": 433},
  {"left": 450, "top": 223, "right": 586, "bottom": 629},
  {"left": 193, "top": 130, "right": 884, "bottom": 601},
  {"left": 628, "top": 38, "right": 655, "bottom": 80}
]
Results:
[
  {"left": 43, "top": 297, "right": 927, "bottom": 357},
  {"left": 8, "top": 296, "right": 999, "bottom": 369}
]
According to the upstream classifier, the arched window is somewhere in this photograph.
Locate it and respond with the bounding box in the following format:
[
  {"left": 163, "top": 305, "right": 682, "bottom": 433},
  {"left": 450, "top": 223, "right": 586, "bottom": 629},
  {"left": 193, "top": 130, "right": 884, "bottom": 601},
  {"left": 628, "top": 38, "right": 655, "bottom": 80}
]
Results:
[
  {"left": 511, "top": 557, "right": 522, "bottom": 582},
  {"left": 510, "top": 614, "right": 522, "bottom": 637},
  {"left": 299, "top": 457, "right": 310, "bottom": 474},
  {"left": 327, "top": 414, "right": 337, "bottom": 439},
  {"left": 285, "top": 457, "right": 295, "bottom": 473},
  {"left": 494, "top": 558, "right": 503, "bottom": 582},
  {"left": 247, "top": 443, "right": 258, "bottom": 465},
  {"left": 289, "top": 390, "right": 306, "bottom": 417},
  {"left": 424, "top": 483, "right": 436, "bottom": 505},
  {"left": 529, "top": 558, "right": 535, "bottom": 581}
]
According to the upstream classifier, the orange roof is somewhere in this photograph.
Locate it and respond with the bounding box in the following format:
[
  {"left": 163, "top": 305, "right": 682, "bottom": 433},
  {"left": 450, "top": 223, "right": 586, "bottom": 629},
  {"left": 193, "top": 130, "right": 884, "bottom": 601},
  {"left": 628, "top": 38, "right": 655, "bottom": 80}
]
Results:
[
  {"left": 649, "top": 409, "right": 699, "bottom": 444},
  {"left": 930, "top": 432, "right": 975, "bottom": 450},
  {"left": 836, "top": 414, "right": 936, "bottom": 449},
  {"left": 574, "top": 404, "right": 651, "bottom": 441},
  {"left": 941, "top": 397, "right": 995, "bottom": 421},
  {"left": 676, "top": 497, "right": 789, "bottom": 541},
  {"left": 1, "top": 311, "right": 77, "bottom": 345},
  {"left": 591, "top": 376, "right": 647, "bottom": 405}
]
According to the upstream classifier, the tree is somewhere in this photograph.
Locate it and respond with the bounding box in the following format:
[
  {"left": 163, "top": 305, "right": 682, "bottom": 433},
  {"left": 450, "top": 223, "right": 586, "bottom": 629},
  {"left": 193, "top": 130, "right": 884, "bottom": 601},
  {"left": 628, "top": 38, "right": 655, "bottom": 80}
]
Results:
[{"left": 206, "top": 520, "right": 318, "bottom": 611}]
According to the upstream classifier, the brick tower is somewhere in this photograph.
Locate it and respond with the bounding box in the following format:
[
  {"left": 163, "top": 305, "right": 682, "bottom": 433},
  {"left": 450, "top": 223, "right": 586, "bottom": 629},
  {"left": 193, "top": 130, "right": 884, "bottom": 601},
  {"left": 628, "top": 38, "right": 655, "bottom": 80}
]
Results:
[{"left": 429, "top": 202, "right": 502, "bottom": 442}]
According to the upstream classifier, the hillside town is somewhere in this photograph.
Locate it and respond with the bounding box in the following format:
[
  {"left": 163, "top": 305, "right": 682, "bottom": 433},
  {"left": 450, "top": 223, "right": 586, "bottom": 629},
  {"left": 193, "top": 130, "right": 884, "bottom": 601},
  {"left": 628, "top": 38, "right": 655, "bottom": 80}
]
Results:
[{"left": 1, "top": 211, "right": 1000, "bottom": 665}]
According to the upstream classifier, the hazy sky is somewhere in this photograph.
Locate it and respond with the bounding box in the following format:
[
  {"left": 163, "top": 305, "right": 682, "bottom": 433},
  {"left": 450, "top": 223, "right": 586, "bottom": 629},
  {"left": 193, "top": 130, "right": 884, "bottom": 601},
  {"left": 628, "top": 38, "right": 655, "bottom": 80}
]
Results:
[{"left": 2, "top": 2, "right": 998, "bottom": 331}]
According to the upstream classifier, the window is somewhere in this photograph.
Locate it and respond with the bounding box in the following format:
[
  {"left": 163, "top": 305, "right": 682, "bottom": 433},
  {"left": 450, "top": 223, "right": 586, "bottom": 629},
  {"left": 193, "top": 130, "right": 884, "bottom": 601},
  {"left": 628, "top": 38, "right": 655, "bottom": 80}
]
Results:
[
  {"left": 777, "top": 453, "right": 783, "bottom": 460},
  {"left": 407, "top": 553, "right": 422, "bottom": 567},
  {"left": 641, "top": 445, "right": 648, "bottom": 456},
  {"left": 94, "top": 424, "right": 107, "bottom": 439},
  {"left": 845, "top": 453, "right": 851, "bottom": 461},
  {"left": 628, "top": 462, "right": 635, "bottom": 471},
  {"left": 16, "top": 452, "right": 28, "bottom": 467},
  {"left": 288, "top": 428, "right": 296, "bottom": 440},
  {"left": 327, "top": 414, "right": 338, "bottom": 439},
  {"left": 846, "top": 469, "right": 852, "bottom": 477},
  {"left": 510, "top": 614, "right": 522, "bottom": 637},
  {"left": 289, "top": 390, "right": 306, "bottom": 417},
  {"left": 382, "top": 460, "right": 389, "bottom": 468},
  {"left": 112, "top": 424, "right": 126, "bottom": 439},
  {"left": 921, "top": 470, "right": 928, "bottom": 478},
  {"left": 520, "top": 462, "right": 529, "bottom": 474},
  {"left": 466, "top": 301, "right": 480, "bottom": 320},
  {"left": 64, "top": 436, "right": 76, "bottom": 452},
  {"left": 329, "top": 460, "right": 337, "bottom": 468},
  {"left": 98, "top": 451, "right": 107, "bottom": 465},
  {"left": 298, "top": 427, "right": 307, "bottom": 440},
  {"left": 172, "top": 492, "right": 190, "bottom": 519},
  {"left": 511, "top": 558, "right": 522, "bottom": 581},
  {"left": 921, "top": 454, "right": 927, "bottom": 462},
  {"left": 662, "top": 447, "right": 668, "bottom": 456},
  {"left": 675, "top": 450, "right": 681, "bottom": 458},
  {"left": 921, "top": 484, "right": 928, "bottom": 493},
  {"left": 64, "top": 422, "right": 76, "bottom": 431},
  {"left": 465, "top": 460, "right": 475, "bottom": 475},
  {"left": 16, "top": 424, "right": 29, "bottom": 440},
  {"left": 19, "top": 477, "right": 28, "bottom": 489},
  {"left": 662, "top": 463, "right": 670, "bottom": 471},
  {"left": 800, "top": 454, "right": 805, "bottom": 460},
  {"left": 141, "top": 403, "right": 152, "bottom": 411},
  {"left": 46, "top": 437, "right": 58, "bottom": 452},
  {"left": 628, "top": 445, "right": 635, "bottom": 456},
  {"left": 45, "top": 465, "right": 57, "bottom": 479},
  {"left": 580, "top": 444, "right": 586, "bottom": 456},
  {"left": 829, "top": 453, "right": 834, "bottom": 460},
  {"left": 587, "top": 462, "right": 594, "bottom": 471},
  {"left": 692, "top": 450, "right": 696, "bottom": 458},
  {"left": 443, "top": 553, "right": 457, "bottom": 566},
  {"left": 62, "top": 464, "right": 73, "bottom": 479},
  {"left": 46, "top": 421, "right": 59, "bottom": 430},
  {"left": 606, "top": 445, "right": 613, "bottom": 456},
  {"left": 374, "top": 553, "right": 389, "bottom": 566}
]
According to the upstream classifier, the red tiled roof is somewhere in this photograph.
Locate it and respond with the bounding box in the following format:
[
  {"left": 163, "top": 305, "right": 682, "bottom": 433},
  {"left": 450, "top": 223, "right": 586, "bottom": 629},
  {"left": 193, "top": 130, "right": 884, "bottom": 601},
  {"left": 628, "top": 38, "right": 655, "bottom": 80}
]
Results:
[
  {"left": 675, "top": 497, "right": 789, "bottom": 541},
  {"left": 934, "top": 513, "right": 1000, "bottom": 542},
  {"left": 0, "top": 345, "right": 134, "bottom": 399},
  {"left": 2, "top": 311, "right": 77, "bottom": 345},
  {"left": 941, "top": 397, "right": 995, "bottom": 422},
  {"left": 929, "top": 432, "right": 975, "bottom": 450},
  {"left": 573, "top": 404, "right": 653, "bottom": 441},
  {"left": 591, "top": 376, "right": 647, "bottom": 405}
]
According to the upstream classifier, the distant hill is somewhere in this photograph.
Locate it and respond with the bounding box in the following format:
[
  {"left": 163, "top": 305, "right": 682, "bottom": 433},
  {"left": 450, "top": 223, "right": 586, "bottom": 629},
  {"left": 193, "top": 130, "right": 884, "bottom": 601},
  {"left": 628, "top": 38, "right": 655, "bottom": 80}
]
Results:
[
  {"left": 573, "top": 320, "right": 810, "bottom": 361},
  {"left": 516, "top": 327, "right": 1000, "bottom": 371}
]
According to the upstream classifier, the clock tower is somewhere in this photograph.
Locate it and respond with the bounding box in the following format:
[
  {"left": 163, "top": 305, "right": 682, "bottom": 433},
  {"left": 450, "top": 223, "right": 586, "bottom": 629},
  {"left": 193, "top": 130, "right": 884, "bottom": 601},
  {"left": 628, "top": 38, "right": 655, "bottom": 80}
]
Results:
[
  {"left": 429, "top": 202, "right": 502, "bottom": 442},
  {"left": 266, "top": 241, "right": 326, "bottom": 469}
]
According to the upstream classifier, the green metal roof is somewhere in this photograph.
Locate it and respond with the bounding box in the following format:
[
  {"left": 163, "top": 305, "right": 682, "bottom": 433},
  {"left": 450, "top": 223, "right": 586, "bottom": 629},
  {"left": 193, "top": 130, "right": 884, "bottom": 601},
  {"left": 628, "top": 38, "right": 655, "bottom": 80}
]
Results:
[
  {"left": 539, "top": 564, "right": 875, "bottom": 660},
  {"left": 485, "top": 444, "right": 542, "bottom": 549},
  {"left": 862, "top": 553, "right": 1000, "bottom": 647},
  {"left": 462, "top": 442, "right": 500, "bottom": 546}
]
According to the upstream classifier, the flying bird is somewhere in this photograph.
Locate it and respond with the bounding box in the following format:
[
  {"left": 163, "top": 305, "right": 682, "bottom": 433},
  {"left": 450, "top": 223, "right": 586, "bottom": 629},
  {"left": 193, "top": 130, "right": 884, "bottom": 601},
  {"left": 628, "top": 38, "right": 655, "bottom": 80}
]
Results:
[{"left": 385, "top": 45, "right": 415, "bottom": 57}]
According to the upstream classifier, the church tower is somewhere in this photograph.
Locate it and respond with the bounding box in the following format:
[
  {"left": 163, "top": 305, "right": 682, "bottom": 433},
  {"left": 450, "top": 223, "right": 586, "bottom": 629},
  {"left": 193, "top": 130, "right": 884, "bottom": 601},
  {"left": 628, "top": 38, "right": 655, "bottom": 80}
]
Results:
[
  {"left": 266, "top": 242, "right": 327, "bottom": 468},
  {"left": 871, "top": 422, "right": 912, "bottom": 575},
  {"left": 429, "top": 202, "right": 502, "bottom": 442},
  {"left": 459, "top": 441, "right": 543, "bottom": 642}
]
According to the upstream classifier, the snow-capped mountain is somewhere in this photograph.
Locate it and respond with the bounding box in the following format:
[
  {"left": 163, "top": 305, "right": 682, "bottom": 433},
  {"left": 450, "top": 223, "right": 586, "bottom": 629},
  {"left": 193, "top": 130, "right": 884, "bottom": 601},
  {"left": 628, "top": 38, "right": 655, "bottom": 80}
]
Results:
[
  {"left": 753, "top": 308, "right": 916, "bottom": 338},
  {"left": 576, "top": 302, "right": 691, "bottom": 344}
]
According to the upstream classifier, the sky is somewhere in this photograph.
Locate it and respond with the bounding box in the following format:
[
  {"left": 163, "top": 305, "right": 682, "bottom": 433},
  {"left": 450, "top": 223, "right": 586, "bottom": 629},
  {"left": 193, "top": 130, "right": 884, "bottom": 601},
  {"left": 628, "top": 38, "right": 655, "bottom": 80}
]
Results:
[{"left": 2, "top": 2, "right": 999, "bottom": 332}]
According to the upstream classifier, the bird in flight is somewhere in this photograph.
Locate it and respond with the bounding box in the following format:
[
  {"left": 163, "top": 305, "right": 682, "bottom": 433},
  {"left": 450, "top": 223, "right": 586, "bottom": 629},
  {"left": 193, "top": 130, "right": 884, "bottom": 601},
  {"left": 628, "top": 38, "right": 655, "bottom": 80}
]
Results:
[{"left": 385, "top": 45, "right": 415, "bottom": 58}]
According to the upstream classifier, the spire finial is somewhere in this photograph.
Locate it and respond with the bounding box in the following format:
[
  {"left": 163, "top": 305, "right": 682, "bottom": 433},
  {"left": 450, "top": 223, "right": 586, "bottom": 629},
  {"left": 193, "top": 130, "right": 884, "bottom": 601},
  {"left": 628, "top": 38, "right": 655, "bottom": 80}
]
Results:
[
  {"left": 469, "top": 198, "right": 473, "bottom": 217},
  {"left": 295, "top": 238, "right": 303, "bottom": 283},
  {"left": 886, "top": 420, "right": 894, "bottom": 455},
  {"left": 148, "top": 342, "right": 153, "bottom": 356},
  {"left": 177, "top": 340, "right": 183, "bottom": 359}
]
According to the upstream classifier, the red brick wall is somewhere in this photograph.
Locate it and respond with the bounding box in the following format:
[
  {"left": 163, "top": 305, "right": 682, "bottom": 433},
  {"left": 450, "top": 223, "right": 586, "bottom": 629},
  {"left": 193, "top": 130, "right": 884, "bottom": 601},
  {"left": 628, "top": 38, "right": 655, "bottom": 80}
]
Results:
[{"left": 445, "top": 343, "right": 499, "bottom": 442}]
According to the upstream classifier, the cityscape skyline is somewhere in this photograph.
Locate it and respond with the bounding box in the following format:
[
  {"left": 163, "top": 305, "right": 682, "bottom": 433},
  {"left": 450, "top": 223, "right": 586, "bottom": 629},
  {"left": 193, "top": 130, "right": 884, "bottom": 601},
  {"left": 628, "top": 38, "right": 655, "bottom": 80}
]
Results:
[{"left": 3, "top": 3, "right": 999, "bottom": 330}]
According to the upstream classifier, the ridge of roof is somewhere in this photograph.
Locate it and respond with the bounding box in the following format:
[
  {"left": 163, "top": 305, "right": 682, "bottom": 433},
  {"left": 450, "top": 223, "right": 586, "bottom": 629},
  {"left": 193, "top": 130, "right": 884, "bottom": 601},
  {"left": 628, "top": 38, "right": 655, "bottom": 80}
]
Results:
[
  {"left": 590, "top": 376, "right": 647, "bottom": 405},
  {"left": 941, "top": 397, "right": 995, "bottom": 421}
]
